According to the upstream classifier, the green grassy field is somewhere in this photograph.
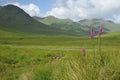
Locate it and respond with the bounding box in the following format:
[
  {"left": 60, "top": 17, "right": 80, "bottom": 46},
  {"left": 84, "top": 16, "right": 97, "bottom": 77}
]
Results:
[{"left": 0, "top": 30, "right": 120, "bottom": 80}]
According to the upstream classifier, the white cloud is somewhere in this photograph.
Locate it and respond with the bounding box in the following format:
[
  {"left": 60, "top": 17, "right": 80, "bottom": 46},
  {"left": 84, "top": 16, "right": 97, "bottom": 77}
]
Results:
[
  {"left": 6, "top": 2, "right": 42, "bottom": 17},
  {"left": 4, "top": 1, "right": 120, "bottom": 23},
  {"left": 112, "top": 15, "right": 120, "bottom": 23},
  {"left": 45, "top": 0, "right": 120, "bottom": 23}
]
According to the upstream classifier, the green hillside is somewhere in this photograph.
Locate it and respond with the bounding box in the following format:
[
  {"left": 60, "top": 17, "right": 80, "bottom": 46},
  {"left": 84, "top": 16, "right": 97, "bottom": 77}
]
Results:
[
  {"left": 0, "top": 5, "right": 74, "bottom": 35},
  {"left": 79, "top": 19, "right": 120, "bottom": 32},
  {"left": 34, "top": 16, "right": 73, "bottom": 25},
  {"left": 34, "top": 16, "right": 117, "bottom": 35},
  {"left": 34, "top": 16, "right": 90, "bottom": 36},
  {"left": 0, "top": 24, "right": 120, "bottom": 47}
]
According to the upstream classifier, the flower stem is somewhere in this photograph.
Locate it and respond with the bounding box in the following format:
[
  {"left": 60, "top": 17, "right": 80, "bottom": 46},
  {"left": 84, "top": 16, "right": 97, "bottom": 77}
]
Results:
[
  {"left": 99, "top": 35, "right": 103, "bottom": 66},
  {"left": 92, "top": 38, "right": 96, "bottom": 67}
]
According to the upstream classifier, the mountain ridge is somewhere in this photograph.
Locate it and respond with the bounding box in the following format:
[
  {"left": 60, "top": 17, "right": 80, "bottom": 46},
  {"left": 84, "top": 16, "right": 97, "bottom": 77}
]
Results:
[
  {"left": 0, "top": 4, "right": 120, "bottom": 36},
  {"left": 78, "top": 18, "right": 120, "bottom": 32},
  {"left": 0, "top": 4, "right": 75, "bottom": 36},
  {"left": 34, "top": 16, "right": 90, "bottom": 36}
]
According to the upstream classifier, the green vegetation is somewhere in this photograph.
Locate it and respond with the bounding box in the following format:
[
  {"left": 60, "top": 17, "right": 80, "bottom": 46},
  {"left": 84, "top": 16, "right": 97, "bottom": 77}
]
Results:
[
  {"left": 0, "top": 28, "right": 120, "bottom": 80},
  {"left": 0, "top": 4, "right": 120, "bottom": 80}
]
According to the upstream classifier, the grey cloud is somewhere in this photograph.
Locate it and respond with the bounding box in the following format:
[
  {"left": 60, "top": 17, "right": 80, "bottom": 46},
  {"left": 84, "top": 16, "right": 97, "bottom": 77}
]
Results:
[{"left": 46, "top": 0, "right": 120, "bottom": 23}]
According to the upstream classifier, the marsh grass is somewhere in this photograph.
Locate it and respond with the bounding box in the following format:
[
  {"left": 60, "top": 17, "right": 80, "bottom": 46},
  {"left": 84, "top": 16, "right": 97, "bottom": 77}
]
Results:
[
  {"left": 0, "top": 32, "right": 120, "bottom": 80},
  {"left": 65, "top": 49, "right": 120, "bottom": 80},
  {"left": 0, "top": 45, "right": 120, "bottom": 80}
]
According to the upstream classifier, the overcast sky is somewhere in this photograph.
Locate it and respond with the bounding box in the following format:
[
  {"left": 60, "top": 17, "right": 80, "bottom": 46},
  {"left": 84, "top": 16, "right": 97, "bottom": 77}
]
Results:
[{"left": 0, "top": 0, "right": 120, "bottom": 23}]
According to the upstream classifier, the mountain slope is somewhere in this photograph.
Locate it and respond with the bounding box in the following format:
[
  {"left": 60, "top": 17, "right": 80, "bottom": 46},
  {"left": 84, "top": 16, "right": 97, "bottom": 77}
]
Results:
[
  {"left": 79, "top": 19, "right": 120, "bottom": 32},
  {"left": 34, "top": 16, "right": 90, "bottom": 36},
  {"left": 34, "top": 16, "right": 73, "bottom": 25},
  {"left": 0, "top": 5, "right": 74, "bottom": 35},
  {"left": 34, "top": 16, "right": 114, "bottom": 35},
  {"left": 35, "top": 16, "right": 120, "bottom": 34}
]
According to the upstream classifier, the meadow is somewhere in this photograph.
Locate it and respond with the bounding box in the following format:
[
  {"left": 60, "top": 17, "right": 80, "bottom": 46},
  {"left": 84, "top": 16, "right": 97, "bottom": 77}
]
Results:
[{"left": 0, "top": 30, "right": 120, "bottom": 80}]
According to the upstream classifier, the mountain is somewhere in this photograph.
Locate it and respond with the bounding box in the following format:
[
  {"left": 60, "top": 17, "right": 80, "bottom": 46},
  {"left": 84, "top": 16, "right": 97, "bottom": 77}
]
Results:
[
  {"left": 34, "top": 16, "right": 91, "bottom": 36},
  {"left": 34, "top": 16, "right": 115, "bottom": 35},
  {"left": 106, "top": 20, "right": 114, "bottom": 24},
  {"left": 79, "top": 19, "right": 120, "bottom": 32},
  {"left": 0, "top": 5, "right": 119, "bottom": 36},
  {"left": 33, "top": 16, "right": 44, "bottom": 21},
  {"left": 34, "top": 16, "right": 73, "bottom": 25},
  {"left": 0, "top": 4, "right": 74, "bottom": 35}
]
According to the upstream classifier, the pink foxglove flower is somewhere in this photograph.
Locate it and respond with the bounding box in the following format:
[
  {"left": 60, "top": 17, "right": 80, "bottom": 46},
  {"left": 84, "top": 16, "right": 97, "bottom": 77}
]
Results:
[
  {"left": 82, "top": 48, "right": 85, "bottom": 56},
  {"left": 98, "top": 27, "right": 102, "bottom": 35},
  {"left": 90, "top": 26, "right": 95, "bottom": 39}
]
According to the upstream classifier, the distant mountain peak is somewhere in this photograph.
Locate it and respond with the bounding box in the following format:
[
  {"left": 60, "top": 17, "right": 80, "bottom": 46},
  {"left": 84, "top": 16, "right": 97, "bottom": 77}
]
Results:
[
  {"left": 44, "top": 16, "right": 59, "bottom": 20},
  {"left": 106, "top": 20, "right": 114, "bottom": 24},
  {"left": 79, "top": 18, "right": 114, "bottom": 24},
  {"left": 79, "top": 19, "right": 89, "bottom": 22},
  {"left": 44, "top": 16, "right": 72, "bottom": 21},
  {"left": 3, "top": 4, "right": 22, "bottom": 11},
  {"left": 4, "top": 4, "right": 18, "bottom": 7},
  {"left": 33, "top": 16, "right": 44, "bottom": 20},
  {"left": 0, "top": 4, "right": 31, "bottom": 19},
  {"left": 91, "top": 18, "right": 103, "bottom": 21},
  {"left": 0, "top": 4, "right": 75, "bottom": 35}
]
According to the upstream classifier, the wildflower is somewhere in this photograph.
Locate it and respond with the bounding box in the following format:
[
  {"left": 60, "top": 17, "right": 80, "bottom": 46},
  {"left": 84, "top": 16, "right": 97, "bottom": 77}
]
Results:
[
  {"left": 98, "top": 26, "right": 102, "bottom": 35},
  {"left": 98, "top": 26, "right": 103, "bottom": 66},
  {"left": 90, "top": 26, "right": 95, "bottom": 39},
  {"left": 82, "top": 48, "right": 85, "bottom": 56}
]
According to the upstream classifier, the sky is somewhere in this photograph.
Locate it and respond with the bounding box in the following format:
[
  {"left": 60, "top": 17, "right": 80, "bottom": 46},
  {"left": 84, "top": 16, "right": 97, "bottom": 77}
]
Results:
[{"left": 0, "top": 0, "right": 120, "bottom": 23}]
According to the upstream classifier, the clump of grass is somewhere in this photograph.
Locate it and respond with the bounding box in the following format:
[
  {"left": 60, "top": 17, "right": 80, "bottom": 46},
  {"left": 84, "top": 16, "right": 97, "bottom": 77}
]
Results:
[{"left": 66, "top": 49, "right": 120, "bottom": 80}]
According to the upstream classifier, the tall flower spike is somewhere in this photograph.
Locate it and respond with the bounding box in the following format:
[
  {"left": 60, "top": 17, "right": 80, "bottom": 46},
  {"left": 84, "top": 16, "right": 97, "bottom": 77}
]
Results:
[
  {"left": 81, "top": 48, "right": 85, "bottom": 56},
  {"left": 98, "top": 26, "right": 102, "bottom": 35},
  {"left": 90, "top": 26, "right": 94, "bottom": 39}
]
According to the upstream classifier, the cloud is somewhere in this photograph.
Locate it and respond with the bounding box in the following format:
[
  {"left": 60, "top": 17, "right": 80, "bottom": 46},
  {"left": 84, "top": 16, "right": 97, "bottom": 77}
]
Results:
[
  {"left": 46, "top": 0, "right": 120, "bottom": 23},
  {"left": 4, "top": 1, "right": 120, "bottom": 23},
  {"left": 6, "top": 2, "right": 42, "bottom": 17},
  {"left": 112, "top": 15, "right": 120, "bottom": 23}
]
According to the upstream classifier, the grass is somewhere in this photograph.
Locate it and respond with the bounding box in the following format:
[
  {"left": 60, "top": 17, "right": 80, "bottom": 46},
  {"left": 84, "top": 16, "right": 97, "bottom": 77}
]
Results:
[{"left": 0, "top": 30, "right": 120, "bottom": 80}]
